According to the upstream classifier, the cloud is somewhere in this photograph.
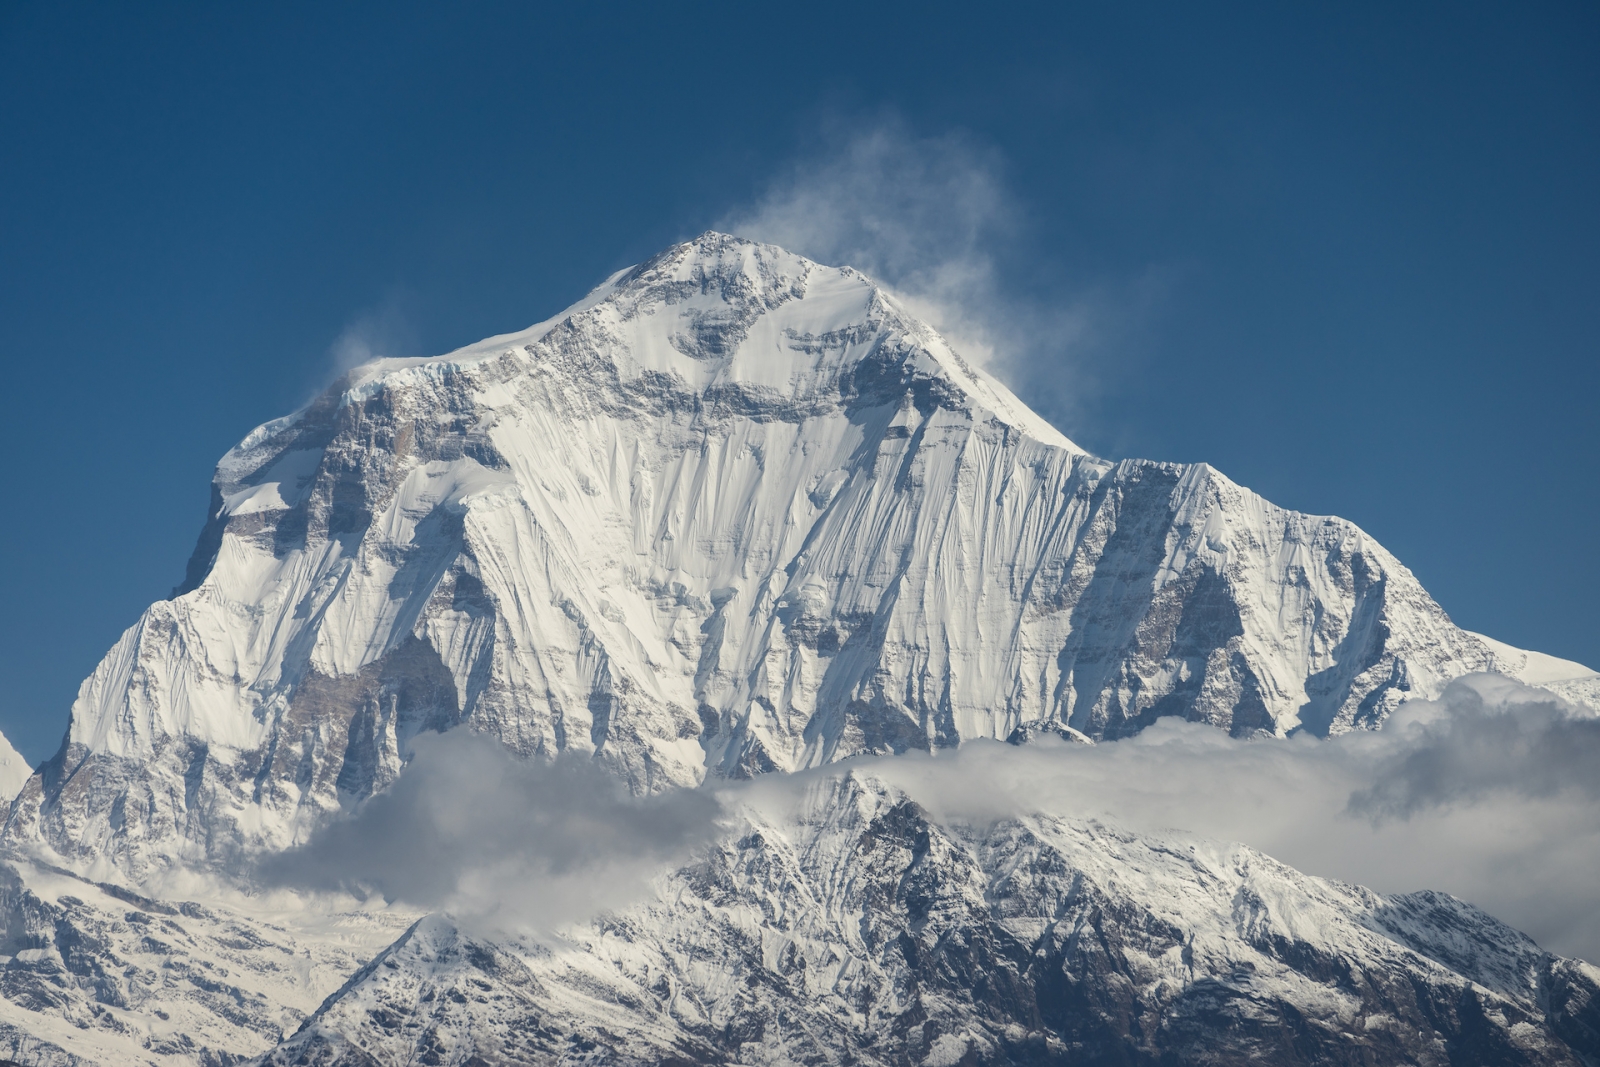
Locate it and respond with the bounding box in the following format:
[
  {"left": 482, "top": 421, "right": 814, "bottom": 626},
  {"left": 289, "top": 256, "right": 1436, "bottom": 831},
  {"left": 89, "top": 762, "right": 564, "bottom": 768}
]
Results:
[
  {"left": 327, "top": 295, "right": 419, "bottom": 376},
  {"left": 716, "top": 118, "right": 1150, "bottom": 439},
  {"left": 259, "top": 730, "right": 723, "bottom": 934},
  {"left": 816, "top": 674, "right": 1600, "bottom": 963},
  {"left": 263, "top": 676, "right": 1600, "bottom": 963},
  {"left": 1347, "top": 675, "right": 1600, "bottom": 818}
]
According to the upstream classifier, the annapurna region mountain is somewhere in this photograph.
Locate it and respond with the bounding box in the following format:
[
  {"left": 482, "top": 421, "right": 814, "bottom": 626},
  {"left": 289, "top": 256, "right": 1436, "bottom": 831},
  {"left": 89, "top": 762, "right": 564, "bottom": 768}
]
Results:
[{"left": 0, "top": 232, "right": 1594, "bottom": 1066}]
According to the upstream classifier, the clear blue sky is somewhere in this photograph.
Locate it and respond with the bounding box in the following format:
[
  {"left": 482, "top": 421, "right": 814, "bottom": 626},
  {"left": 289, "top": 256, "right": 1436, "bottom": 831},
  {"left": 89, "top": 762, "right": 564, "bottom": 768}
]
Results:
[{"left": 1, "top": 2, "right": 1595, "bottom": 762}]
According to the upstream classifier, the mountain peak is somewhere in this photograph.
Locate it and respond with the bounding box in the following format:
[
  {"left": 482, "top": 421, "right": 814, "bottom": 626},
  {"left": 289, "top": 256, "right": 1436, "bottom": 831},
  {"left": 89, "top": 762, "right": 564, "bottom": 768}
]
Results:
[{"left": 339, "top": 233, "right": 1080, "bottom": 454}]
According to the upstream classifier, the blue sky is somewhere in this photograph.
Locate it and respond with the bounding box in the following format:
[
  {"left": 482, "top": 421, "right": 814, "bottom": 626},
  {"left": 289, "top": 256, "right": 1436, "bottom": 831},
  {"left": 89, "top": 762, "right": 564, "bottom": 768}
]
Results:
[{"left": 1, "top": 2, "right": 1595, "bottom": 762}]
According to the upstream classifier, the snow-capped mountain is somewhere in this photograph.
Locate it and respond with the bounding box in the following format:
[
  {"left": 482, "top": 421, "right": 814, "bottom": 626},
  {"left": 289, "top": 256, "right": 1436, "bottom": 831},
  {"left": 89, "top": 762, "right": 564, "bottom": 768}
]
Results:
[
  {"left": 0, "top": 232, "right": 1595, "bottom": 1067},
  {"left": 5, "top": 232, "right": 1595, "bottom": 879},
  {"left": 0, "top": 855, "right": 412, "bottom": 1067}
]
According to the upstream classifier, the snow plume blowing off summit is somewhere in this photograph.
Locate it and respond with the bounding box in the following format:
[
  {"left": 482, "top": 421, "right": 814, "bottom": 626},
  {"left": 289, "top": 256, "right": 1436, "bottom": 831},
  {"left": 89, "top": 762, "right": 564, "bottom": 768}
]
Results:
[{"left": 716, "top": 122, "right": 1119, "bottom": 433}]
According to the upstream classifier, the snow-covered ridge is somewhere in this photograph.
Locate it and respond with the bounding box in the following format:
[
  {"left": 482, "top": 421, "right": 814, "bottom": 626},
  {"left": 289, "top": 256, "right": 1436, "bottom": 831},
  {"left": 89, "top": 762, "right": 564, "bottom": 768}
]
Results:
[
  {"left": 4, "top": 231, "right": 1593, "bottom": 878},
  {"left": 295, "top": 236, "right": 1075, "bottom": 452}
]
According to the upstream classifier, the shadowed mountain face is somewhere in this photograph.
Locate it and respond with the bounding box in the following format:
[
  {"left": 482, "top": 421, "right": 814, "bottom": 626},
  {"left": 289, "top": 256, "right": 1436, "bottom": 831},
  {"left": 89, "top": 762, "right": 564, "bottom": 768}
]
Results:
[{"left": 5, "top": 232, "right": 1590, "bottom": 879}]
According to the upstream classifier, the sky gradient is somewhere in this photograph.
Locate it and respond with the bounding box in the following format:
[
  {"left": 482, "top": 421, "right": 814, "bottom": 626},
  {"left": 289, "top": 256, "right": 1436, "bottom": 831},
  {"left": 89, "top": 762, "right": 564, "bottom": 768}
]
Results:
[{"left": 1, "top": 1, "right": 1596, "bottom": 762}]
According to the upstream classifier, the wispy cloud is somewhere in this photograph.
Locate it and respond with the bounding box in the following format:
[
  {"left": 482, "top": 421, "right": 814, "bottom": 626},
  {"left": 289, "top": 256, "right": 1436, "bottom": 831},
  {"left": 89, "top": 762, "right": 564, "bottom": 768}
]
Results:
[
  {"left": 1345, "top": 675, "right": 1600, "bottom": 818},
  {"left": 259, "top": 731, "right": 722, "bottom": 934},
  {"left": 716, "top": 117, "right": 1163, "bottom": 445}
]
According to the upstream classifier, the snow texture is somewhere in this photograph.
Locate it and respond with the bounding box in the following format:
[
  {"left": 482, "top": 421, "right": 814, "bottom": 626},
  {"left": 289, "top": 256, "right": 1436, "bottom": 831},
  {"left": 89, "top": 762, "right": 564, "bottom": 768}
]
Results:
[{"left": 0, "top": 857, "right": 414, "bottom": 1067}]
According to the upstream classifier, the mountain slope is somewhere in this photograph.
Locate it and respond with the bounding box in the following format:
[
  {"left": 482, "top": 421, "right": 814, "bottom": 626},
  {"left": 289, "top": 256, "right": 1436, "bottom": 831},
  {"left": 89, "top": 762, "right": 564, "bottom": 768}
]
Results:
[
  {"left": 261, "top": 772, "right": 1600, "bottom": 1067},
  {"left": 5, "top": 233, "right": 1592, "bottom": 877}
]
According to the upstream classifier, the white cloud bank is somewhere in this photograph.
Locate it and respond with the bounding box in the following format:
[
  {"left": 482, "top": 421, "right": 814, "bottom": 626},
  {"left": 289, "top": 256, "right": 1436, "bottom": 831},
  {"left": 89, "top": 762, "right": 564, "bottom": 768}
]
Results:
[
  {"left": 267, "top": 676, "right": 1600, "bottom": 962},
  {"left": 835, "top": 675, "right": 1600, "bottom": 963},
  {"left": 260, "top": 733, "right": 723, "bottom": 934}
]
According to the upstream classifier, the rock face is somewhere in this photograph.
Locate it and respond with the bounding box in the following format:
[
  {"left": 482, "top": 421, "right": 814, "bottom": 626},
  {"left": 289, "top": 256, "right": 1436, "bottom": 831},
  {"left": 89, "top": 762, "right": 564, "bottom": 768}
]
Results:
[
  {"left": 5, "top": 232, "right": 1593, "bottom": 878},
  {"left": 264, "top": 773, "right": 1600, "bottom": 1067}
]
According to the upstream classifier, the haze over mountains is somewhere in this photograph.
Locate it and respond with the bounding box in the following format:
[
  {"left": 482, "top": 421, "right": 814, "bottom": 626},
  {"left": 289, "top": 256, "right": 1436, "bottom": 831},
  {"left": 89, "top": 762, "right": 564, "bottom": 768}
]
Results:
[{"left": 0, "top": 234, "right": 1594, "bottom": 1066}]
